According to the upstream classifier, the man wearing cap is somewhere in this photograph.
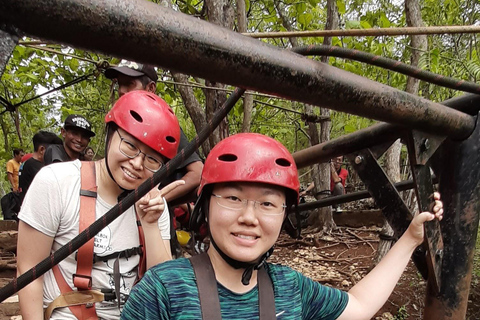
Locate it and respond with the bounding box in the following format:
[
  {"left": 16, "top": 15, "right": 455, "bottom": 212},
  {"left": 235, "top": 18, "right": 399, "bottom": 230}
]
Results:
[
  {"left": 105, "top": 61, "right": 203, "bottom": 206},
  {"left": 44, "top": 114, "right": 96, "bottom": 165}
]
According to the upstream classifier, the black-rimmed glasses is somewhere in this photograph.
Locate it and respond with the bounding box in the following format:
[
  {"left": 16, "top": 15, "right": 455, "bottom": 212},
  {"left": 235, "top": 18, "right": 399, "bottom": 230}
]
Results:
[
  {"left": 116, "top": 130, "right": 163, "bottom": 172},
  {"left": 211, "top": 193, "right": 286, "bottom": 216}
]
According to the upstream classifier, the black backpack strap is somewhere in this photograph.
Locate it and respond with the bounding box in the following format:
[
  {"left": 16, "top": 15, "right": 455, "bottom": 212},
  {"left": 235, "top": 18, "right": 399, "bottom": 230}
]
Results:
[
  {"left": 258, "top": 266, "right": 276, "bottom": 320},
  {"left": 190, "top": 253, "right": 222, "bottom": 320}
]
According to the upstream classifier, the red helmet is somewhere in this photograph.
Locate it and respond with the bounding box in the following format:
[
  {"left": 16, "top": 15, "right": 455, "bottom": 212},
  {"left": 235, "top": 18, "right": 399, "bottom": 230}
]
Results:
[
  {"left": 105, "top": 90, "right": 180, "bottom": 159},
  {"left": 199, "top": 133, "right": 299, "bottom": 199}
]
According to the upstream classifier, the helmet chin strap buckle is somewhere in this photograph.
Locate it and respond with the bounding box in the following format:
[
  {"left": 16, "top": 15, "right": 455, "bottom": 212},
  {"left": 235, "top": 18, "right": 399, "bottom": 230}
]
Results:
[{"left": 210, "top": 236, "right": 275, "bottom": 286}]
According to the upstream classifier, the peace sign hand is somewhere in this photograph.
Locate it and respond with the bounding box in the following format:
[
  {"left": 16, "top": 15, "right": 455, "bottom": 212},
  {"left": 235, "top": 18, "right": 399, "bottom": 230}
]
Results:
[{"left": 135, "top": 180, "right": 185, "bottom": 228}]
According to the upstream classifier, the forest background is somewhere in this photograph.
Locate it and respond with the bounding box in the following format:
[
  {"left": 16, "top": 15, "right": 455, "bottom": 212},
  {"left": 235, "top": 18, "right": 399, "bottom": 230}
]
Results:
[
  {"left": 0, "top": 0, "right": 479, "bottom": 191},
  {"left": 0, "top": 0, "right": 480, "bottom": 317}
]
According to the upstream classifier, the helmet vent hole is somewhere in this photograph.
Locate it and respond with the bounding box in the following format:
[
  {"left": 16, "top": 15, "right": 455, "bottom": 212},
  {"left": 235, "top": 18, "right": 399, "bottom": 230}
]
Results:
[
  {"left": 166, "top": 136, "right": 176, "bottom": 143},
  {"left": 146, "top": 94, "right": 156, "bottom": 101},
  {"left": 276, "top": 158, "right": 291, "bottom": 167},
  {"left": 130, "top": 110, "right": 143, "bottom": 123},
  {"left": 218, "top": 154, "right": 237, "bottom": 162}
]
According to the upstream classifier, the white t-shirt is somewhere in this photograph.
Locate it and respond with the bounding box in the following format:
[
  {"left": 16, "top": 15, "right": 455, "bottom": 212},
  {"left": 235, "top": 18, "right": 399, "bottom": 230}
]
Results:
[{"left": 18, "top": 160, "right": 170, "bottom": 319}]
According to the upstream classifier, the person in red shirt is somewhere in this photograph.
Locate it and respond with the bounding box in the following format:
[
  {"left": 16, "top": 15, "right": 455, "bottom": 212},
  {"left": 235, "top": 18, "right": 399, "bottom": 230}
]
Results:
[
  {"left": 299, "top": 156, "right": 349, "bottom": 196},
  {"left": 299, "top": 156, "right": 348, "bottom": 212},
  {"left": 330, "top": 155, "right": 348, "bottom": 195}
]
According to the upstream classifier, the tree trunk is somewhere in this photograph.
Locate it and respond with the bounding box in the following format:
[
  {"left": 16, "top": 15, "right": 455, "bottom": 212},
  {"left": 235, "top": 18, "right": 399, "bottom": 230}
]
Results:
[
  {"left": 171, "top": 73, "right": 211, "bottom": 155},
  {"left": 305, "top": 0, "right": 338, "bottom": 233},
  {"left": 274, "top": 0, "right": 298, "bottom": 47},
  {"left": 163, "top": 0, "right": 211, "bottom": 155},
  {"left": 163, "top": 0, "right": 234, "bottom": 152},
  {"left": 405, "top": 0, "right": 427, "bottom": 95},
  {"left": 205, "top": 0, "right": 234, "bottom": 145},
  {"left": 404, "top": 0, "right": 427, "bottom": 217},
  {"left": 0, "top": 115, "right": 9, "bottom": 151},
  {"left": 306, "top": 105, "right": 333, "bottom": 231},
  {"left": 375, "top": 0, "right": 427, "bottom": 264},
  {"left": 375, "top": 139, "right": 401, "bottom": 264},
  {"left": 11, "top": 111, "right": 22, "bottom": 146},
  {"left": 241, "top": 93, "right": 253, "bottom": 133},
  {"left": 205, "top": 83, "right": 229, "bottom": 146},
  {"left": 236, "top": 0, "right": 253, "bottom": 133}
]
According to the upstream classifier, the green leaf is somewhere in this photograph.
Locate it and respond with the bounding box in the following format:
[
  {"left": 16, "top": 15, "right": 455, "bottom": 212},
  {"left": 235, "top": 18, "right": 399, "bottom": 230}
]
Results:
[
  {"left": 187, "top": 4, "right": 197, "bottom": 15},
  {"left": 379, "top": 14, "right": 391, "bottom": 28},
  {"left": 16, "top": 46, "right": 26, "bottom": 58},
  {"left": 69, "top": 59, "right": 79, "bottom": 71},
  {"left": 298, "top": 13, "right": 313, "bottom": 28},
  {"left": 163, "top": 93, "right": 173, "bottom": 104},
  {"left": 25, "top": 73, "right": 38, "bottom": 81},
  {"left": 336, "top": 0, "right": 346, "bottom": 15},
  {"left": 344, "top": 124, "right": 356, "bottom": 133},
  {"left": 360, "top": 20, "right": 371, "bottom": 29},
  {"left": 295, "top": 2, "right": 307, "bottom": 14},
  {"left": 345, "top": 20, "right": 361, "bottom": 29}
]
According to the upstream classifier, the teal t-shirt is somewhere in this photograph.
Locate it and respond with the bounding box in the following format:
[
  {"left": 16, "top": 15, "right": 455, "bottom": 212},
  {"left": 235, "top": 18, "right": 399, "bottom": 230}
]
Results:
[{"left": 121, "top": 258, "right": 348, "bottom": 320}]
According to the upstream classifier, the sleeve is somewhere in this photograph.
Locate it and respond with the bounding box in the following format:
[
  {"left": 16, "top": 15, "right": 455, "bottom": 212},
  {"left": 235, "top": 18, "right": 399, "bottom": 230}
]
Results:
[
  {"left": 43, "top": 146, "right": 54, "bottom": 165},
  {"left": 121, "top": 269, "right": 169, "bottom": 320},
  {"left": 18, "top": 166, "right": 63, "bottom": 237},
  {"left": 157, "top": 198, "right": 171, "bottom": 240},
  {"left": 296, "top": 271, "right": 349, "bottom": 320},
  {"left": 6, "top": 161, "right": 13, "bottom": 174},
  {"left": 177, "top": 129, "right": 201, "bottom": 168}
]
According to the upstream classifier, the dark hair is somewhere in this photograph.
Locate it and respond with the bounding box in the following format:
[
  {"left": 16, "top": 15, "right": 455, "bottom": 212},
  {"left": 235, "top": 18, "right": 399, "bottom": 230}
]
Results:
[
  {"left": 85, "top": 146, "right": 94, "bottom": 153},
  {"left": 13, "top": 148, "right": 24, "bottom": 156},
  {"left": 138, "top": 75, "right": 155, "bottom": 88},
  {"left": 33, "top": 131, "right": 63, "bottom": 151},
  {"left": 105, "top": 123, "right": 118, "bottom": 143}
]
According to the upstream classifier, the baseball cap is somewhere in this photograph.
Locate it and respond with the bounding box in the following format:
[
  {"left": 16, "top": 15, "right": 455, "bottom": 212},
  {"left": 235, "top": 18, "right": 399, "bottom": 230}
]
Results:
[
  {"left": 64, "top": 114, "right": 96, "bottom": 137},
  {"left": 104, "top": 60, "right": 158, "bottom": 82}
]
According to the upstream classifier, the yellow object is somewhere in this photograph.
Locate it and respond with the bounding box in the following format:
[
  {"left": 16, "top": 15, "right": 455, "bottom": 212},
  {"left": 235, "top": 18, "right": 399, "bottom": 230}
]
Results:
[{"left": 176, "top": 230, "right": 191, "bottom": 246}]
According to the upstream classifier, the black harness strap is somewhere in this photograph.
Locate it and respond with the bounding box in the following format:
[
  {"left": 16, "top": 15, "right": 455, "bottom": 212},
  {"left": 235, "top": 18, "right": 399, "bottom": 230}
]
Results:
[
  {"left": 189, "top": 253, "right": 276, "bottom": 320},
  {"left": 258, "top": 267, "right": 276, "bottom": 320},
  {"left": 190, "top": 253, "right": 222, "bottom": 320},
  {"left": 91, "top": 246, "right": 142, "bottom": 264}
]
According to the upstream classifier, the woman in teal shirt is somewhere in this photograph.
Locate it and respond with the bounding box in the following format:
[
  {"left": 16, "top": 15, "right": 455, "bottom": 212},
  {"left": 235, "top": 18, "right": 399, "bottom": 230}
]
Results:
[{"left": 121, "top": 133, "right": 443, "bottom": 320}]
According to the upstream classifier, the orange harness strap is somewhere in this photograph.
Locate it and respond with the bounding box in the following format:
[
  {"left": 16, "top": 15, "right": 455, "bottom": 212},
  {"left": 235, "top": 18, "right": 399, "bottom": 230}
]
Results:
[
  {"left": 50, "top": 161, "right": 147, "bottom": 319},
  {"left": 51, "top": 161, "right": 98, "bottom": 320}
]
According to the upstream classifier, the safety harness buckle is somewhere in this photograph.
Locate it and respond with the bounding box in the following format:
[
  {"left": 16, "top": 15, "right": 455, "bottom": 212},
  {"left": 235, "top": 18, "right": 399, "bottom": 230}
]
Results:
[{"left": 72, "top": 274, "right": 93, "bottom": 289}]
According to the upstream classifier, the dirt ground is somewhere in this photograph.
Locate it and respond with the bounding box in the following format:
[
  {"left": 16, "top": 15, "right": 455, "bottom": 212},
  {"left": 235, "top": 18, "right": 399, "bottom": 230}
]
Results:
[
  {"left": 272, "top": 226, "right": 480, "bottom": 320},
  {"left": 0, "top": 219, "right": 479, "bottom": 319}
]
